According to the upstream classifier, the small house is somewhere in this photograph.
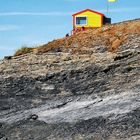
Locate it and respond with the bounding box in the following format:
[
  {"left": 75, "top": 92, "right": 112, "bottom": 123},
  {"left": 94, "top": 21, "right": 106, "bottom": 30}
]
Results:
[{"left": 72, "top": 9, "right": 111, "bottom": 33}]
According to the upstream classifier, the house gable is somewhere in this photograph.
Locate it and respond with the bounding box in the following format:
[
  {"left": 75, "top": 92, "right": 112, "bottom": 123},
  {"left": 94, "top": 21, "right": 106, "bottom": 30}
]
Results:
[
  {"left": 72, "top": 9, "right": 104, "bottom": 28},
  {"left": 72, "top": 9, "right": 104, "bottom": 17}
]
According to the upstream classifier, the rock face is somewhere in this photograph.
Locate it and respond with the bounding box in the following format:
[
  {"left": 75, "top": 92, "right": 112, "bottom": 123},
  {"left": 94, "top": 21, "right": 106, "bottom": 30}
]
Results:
[{"left": 0, "top": 19, "right": 140, "bottom": 140}]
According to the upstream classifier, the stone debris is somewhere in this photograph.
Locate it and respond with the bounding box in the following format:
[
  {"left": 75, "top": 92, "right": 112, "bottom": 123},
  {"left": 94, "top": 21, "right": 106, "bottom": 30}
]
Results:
[{"left": 0, "top": 19, "right": 140, "bottom": 140}]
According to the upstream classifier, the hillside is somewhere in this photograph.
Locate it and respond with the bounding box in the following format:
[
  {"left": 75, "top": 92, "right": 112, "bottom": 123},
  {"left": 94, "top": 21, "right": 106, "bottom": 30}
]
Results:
[
  {"left": 14, "top": 19, "right": 140, "bottom": 56},
  {"left": 0, "top": 19, "right": 140, "bottom": 140}
]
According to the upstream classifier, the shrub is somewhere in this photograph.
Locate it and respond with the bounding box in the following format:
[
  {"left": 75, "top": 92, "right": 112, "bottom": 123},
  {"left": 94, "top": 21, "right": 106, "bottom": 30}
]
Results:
[{"left": 14, "top": 46, "right": 33, "bottom": 56}]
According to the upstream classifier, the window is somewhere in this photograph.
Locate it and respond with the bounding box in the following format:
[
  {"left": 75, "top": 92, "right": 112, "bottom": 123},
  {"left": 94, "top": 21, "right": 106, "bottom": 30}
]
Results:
[{"left": 76, "top": 17, "right": 87, "bottom": 25}]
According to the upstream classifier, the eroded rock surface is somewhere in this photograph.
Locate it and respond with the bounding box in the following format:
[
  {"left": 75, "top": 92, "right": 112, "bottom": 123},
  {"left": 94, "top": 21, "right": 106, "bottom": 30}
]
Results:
[{"left": 0, "top": 20, "right": 140, "bottom": 140}]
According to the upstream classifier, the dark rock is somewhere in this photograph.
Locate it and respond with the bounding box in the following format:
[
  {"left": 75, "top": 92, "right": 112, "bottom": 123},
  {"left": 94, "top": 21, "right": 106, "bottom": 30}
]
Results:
[
  {"left": 0, "top": 137, "right": 8, "bottom": 140},
  {"left": 4, "top": 56, "right": 12, "bottom": 60},
  {"left": 0, "top": 19, "right": 140, "bottom": 140},
  {"left": 114, "top": 51, "right": 134, "bottom": 61},
  {"left": 29, "top": 114, "right": 38, "bottom": 120},
  {"left": 0, "top": 134, "right": 8, "bottom": 140}
]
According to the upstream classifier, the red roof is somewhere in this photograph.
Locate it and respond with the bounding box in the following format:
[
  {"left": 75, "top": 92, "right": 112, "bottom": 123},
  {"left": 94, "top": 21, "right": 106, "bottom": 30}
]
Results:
[{"left": 72, "top": 9, "right": 104, "bottom": 17}]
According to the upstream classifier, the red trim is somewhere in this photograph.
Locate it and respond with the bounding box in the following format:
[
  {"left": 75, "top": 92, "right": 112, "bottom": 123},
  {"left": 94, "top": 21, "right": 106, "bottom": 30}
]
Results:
[
  {"left": 72, "top": 27, "right": 96, "bottom": 34},
  {"left": 73, "top": 16, "right": 75, "bottom": 29},
  {"left": 72, "top": 9, "right": 104, "bottom": 17}
]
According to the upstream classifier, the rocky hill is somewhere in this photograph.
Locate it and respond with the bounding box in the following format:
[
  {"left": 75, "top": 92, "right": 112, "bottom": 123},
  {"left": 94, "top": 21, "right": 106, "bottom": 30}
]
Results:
[{"left": 0, "top": 19, "right": 140, "bottom": 140}]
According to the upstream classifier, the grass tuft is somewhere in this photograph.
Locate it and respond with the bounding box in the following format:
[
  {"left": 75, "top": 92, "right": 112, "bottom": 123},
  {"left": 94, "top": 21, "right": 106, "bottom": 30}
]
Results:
[{"left": 14, "top": 46, "right": 33, "bottom": 56}]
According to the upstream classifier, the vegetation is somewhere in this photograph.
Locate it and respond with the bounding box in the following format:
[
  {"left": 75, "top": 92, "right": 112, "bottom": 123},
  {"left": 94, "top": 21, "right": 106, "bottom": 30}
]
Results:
[
  {"left": 14, "top": 46, "right": 33, "bottom": 56},
  {"left": 13, "top": 19, "right": 140, "bottom": 56}
]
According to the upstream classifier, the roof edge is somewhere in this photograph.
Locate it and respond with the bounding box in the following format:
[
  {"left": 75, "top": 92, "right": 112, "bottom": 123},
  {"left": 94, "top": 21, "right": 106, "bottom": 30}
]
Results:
[{"left": 72, "top": 9, "right": 104, "bottom": 16}]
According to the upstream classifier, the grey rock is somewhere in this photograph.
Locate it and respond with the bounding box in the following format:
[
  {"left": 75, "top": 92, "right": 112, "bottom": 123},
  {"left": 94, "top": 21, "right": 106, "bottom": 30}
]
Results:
[
  {"left": 0, "top": 21, "right": 140, "bottom": 140},
  {"left": 0, "top": 137, "right": 8, "bottom": 140}
]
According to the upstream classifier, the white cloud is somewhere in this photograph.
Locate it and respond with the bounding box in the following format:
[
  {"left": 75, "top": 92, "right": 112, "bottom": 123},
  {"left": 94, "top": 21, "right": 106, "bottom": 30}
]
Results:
[
  {"left": 99, "top": 7, "right": 140, "bottom": 13},
  {"left": 0, "top": 12, "right": 73, "bottom": 16},
  {"left": 0, "top": 7, "right": 139, "bottom": 17},
  {"left": 0, "top": 25, "right": 20, "bottom": 31}
]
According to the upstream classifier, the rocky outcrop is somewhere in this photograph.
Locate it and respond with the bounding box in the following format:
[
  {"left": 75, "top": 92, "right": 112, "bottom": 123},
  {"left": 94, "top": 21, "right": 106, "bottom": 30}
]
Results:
[{"left": 0, "top": 19, "right": 140, "bottom": 140}]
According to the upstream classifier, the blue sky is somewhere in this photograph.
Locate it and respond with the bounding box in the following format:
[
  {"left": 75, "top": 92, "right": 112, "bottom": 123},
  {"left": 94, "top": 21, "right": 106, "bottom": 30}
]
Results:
[{"left": 0, "top": 0, "right": 140, "bottom": 58}]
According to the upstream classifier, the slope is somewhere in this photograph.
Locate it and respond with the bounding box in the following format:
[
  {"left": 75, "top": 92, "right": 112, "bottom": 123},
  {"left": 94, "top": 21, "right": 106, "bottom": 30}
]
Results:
[{"left": 0, "top": 19, "right": 140, "bottom": 140}]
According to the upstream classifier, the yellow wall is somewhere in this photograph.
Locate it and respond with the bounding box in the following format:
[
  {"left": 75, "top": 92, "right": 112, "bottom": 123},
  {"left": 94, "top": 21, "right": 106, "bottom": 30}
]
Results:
[{"left": 75, "top": 11, "right": 102, "bottom": 28}]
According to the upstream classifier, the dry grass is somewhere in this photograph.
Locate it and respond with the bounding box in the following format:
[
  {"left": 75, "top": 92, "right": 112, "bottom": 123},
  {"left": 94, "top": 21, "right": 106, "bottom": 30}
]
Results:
[
  {"left": 14, "top": 46, "right": 33, "bottom": 56},
  {"left": 14, "top": 19, "right": 140, "bottom": 56}
]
